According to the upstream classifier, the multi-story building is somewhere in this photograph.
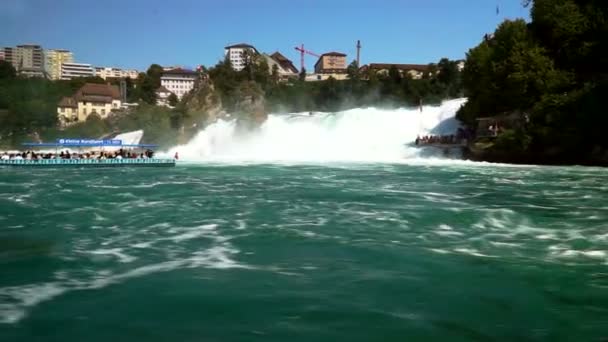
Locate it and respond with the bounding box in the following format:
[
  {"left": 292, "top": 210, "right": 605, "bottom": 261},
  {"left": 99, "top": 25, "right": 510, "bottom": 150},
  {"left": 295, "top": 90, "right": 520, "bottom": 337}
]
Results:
[
  {"left": 0, "top": 50, "right": 5, "bottom": 61},
  {"left": 45, "top": 49, "right": 73, "bottom": 80},
  {"left": 3, "top": 45, "right": 45, "bottom": 76},
  {"left": 358, "top": 63, "right": 429, "bottom": 80},
  {"left": 94, "top": 67, "right": 139, "bottom": 80},
  {"left": 262, "top": 52, "right": 299, "bottom": 81},
  {"left": 61, "top": 62, "right": 95, "bottom": 80},
  {"left": 57, "top": 83, "right": 121, "bottom": 126},
  {"left": 160, "top": 68, "right": 197, "bottom": 100},
  {"left": 314, "top": 52, "right": 347, "bottom": 74},
  {"left": 224, "top": 43, "right": 258, "bottom": 71}
]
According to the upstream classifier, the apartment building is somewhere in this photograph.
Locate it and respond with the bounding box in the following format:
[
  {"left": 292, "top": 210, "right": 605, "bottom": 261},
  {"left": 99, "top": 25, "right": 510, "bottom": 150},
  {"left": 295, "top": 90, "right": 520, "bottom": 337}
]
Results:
[
  {"left": 95, "top": 67, "right": 139, "bottom": 80},
  {"left": 45, "top": 49, "right": 74, "bottom": 80},
  {"left": 224, "top": 43, "right": 258, "bottom": 71},
  {"left": 61, "top": 62, "right": 95, "bottom": 80},
  {"left": 160, "top": 68, "right": 197, "bottom": 100},
  {"left": 2, "top": 45, "right": 45, "bottom": 76}
]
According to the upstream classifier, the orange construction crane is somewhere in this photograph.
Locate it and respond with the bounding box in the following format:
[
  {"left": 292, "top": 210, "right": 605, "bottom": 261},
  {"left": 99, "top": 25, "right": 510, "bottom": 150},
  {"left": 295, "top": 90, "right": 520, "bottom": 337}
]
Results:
[{"left": 294, "top": 44, "right": 320, "bottom": 72}]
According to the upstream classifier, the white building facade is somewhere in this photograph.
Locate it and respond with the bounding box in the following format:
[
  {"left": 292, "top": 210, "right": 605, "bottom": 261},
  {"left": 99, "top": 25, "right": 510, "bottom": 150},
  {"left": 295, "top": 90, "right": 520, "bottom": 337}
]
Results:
[
  {"left": 224, "top": 43, "right": 258, "bottom": 71},
  {"left": 160, "top": 68, "right": 197, "bottom": 100},
  {"left": 95, "top": 67, "right": 139, "bottom": 80},
  {"left": 61, "top": 62, "right": 94, "bottom": 80}
]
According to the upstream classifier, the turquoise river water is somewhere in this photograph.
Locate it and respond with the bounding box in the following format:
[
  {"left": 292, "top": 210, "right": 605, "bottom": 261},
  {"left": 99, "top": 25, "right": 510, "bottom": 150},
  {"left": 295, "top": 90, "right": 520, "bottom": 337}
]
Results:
[{"left": 1, "top": 162, "right": 607, "bottom": 341}]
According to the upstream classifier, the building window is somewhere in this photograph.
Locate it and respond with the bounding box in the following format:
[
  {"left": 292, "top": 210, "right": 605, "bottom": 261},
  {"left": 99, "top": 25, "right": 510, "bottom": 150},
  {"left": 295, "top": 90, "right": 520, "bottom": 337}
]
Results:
[{"left": 101, "top": 109, "right": 105, "bottom": 115}]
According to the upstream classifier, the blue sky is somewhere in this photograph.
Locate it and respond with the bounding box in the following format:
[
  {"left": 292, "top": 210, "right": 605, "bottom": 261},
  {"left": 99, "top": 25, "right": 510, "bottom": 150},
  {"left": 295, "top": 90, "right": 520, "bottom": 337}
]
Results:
[{"left": 1, "top": 0, "right": 530, "bottom": 71}]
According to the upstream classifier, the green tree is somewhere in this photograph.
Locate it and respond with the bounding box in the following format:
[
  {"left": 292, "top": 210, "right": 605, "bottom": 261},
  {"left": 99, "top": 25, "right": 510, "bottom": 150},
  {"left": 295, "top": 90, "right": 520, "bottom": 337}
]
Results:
[
  {"left": 458, "top": 19, "right": 569, "bottom": 124},
  {"left": 168, "top": 93, "right": 178, "bottom": 107},
  {"left": 0, "top": 61, "right": 16, "bottom": 79},
  {"left": 252, "top": 57, "right": 270, "bottom": 88},
  {"left": 346, "top": 60, "right": 360, "bottom": 80},
  {"left": 146, "top": 64, "right": 164, "bottom": 88},
  {"left": 437, "top": 59, "right": 459, "bottom": 87},
  {"left": 131, "top": 65, "right": 165, "bottom": 105}
]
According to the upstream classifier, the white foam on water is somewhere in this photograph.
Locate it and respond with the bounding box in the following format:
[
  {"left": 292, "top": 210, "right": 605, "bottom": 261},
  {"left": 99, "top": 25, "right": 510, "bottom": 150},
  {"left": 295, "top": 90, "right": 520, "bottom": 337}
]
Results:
[
  {"left": 453, "top": 248, "right": 493, "bottom": 257},
  {"left": 163, "top": 99, "right": 469, "bottom": 164},
  {"left": 87, "top": 248, "right": 137, "bottom": 263},
  {"left": 169, "top": 224, "right": 218, "bottom": 242},
  {"left": 438, "top": 224, "right": 453, "bottom": 230},
  {"left": 0, "top": 283, "right": 65, "bottom": 324}
]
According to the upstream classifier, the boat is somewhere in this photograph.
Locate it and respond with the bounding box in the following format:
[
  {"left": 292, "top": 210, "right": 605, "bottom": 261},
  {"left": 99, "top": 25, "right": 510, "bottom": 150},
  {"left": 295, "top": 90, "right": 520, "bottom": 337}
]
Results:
[{"left": 0, "top": 138, "right": 175, "bottom": 167}]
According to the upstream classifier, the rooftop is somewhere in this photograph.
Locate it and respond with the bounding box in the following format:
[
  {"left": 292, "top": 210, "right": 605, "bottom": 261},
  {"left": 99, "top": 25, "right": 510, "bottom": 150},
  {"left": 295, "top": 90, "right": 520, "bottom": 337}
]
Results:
[
  {"left": 162, "top": 68, "right": 197, "bottom": 76},
  {"left": 58, "top": 96, "right": 77, "bottom": 108},
  {"left": 60, "top": 83, "right": 122, "bottom": 104},
  {"left": 225, "top": 43, "right": 256, "bottom": 49},
  {"left": 321, "top": 52, "right": 347, "bottom": 57},
  {"left": 270, "top": 52, "right": 299, "bottom": 74}
]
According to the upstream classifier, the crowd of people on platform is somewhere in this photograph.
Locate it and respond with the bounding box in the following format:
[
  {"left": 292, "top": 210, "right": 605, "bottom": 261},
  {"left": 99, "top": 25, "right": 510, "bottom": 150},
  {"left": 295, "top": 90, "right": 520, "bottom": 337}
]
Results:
[
  {"left": 1, "top": 149, "right": 155, "bottom": 161},
  {"left": 415, "top": 135, "right": 460, "bottom": 145},
  {"left": 415, "top": 128, "right": 474, "bottom": 146}
]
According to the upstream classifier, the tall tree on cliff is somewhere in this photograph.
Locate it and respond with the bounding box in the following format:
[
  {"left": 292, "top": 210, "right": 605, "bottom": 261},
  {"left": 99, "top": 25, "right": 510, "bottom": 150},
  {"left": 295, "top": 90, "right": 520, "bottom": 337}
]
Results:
[
  {"left": 458, "top": 0, "right": 608, "bottom": 163},
  {"left": 457, "top": 19, "right": 567, "bottom": 124}
]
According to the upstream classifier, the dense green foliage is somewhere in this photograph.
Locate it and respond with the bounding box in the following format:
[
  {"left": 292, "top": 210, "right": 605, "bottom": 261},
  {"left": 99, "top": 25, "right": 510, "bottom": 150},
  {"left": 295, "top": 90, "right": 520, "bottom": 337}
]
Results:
[
  {"left": 207, "top": 56, "right": 463, "bottom": 113},
  {"left": 0, "top": 69, "right": 109, "bottom": 147},
  {"left": 0, "top": 61, "right": 17, "bottom": 79},
  {"left": 459, "top": 0, "right": 608, "bottom": 164}
]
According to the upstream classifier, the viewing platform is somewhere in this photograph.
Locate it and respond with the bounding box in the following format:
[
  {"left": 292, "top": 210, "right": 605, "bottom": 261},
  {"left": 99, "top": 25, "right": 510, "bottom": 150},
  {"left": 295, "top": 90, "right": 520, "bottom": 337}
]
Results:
[
  {"left": 0, "top": 158, "right": 175, "bottom": 167},
  {"left": 415, "top": 142, "right": 467, "bottom": 148},
  {"left": 0, "top": 138, "right": 176, "bottom": 168}
]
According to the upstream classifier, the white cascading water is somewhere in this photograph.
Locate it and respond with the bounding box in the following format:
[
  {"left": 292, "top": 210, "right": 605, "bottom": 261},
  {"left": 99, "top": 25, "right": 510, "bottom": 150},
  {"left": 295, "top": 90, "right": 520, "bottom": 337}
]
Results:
[{"left": 164, "top": 98, "right": 467, "bottom": 163}]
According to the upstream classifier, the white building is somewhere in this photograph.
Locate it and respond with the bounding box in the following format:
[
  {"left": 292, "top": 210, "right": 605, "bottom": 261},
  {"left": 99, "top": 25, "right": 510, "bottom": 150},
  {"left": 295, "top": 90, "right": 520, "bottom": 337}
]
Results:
[
  {"left": 94, "top": 67, "right": 139, "bottom": 80},
  {"left": 224, "top": 43, "right": 258, "bottom": 71},
  {"left": 156, "top": 86, "right": 173, "bottom": 107},
  {"left": 160, "top": 68, "right": 197, "bottom": 100},
  {"left": 61, "top": 62, "right": 94, "bottom": 80}
]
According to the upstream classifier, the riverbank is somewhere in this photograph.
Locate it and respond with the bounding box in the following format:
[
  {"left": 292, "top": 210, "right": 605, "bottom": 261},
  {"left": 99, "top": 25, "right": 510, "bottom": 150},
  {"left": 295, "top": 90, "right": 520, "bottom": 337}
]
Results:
[{"left": 463, "top": 140, "right": 608, "bottom": 167}]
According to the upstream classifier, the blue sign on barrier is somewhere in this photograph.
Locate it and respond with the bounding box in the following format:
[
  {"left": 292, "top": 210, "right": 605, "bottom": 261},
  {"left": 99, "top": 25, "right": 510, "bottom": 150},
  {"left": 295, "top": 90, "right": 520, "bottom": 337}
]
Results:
[{"left": 56, "top": 139, "right": 122, "bottom": 146}]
